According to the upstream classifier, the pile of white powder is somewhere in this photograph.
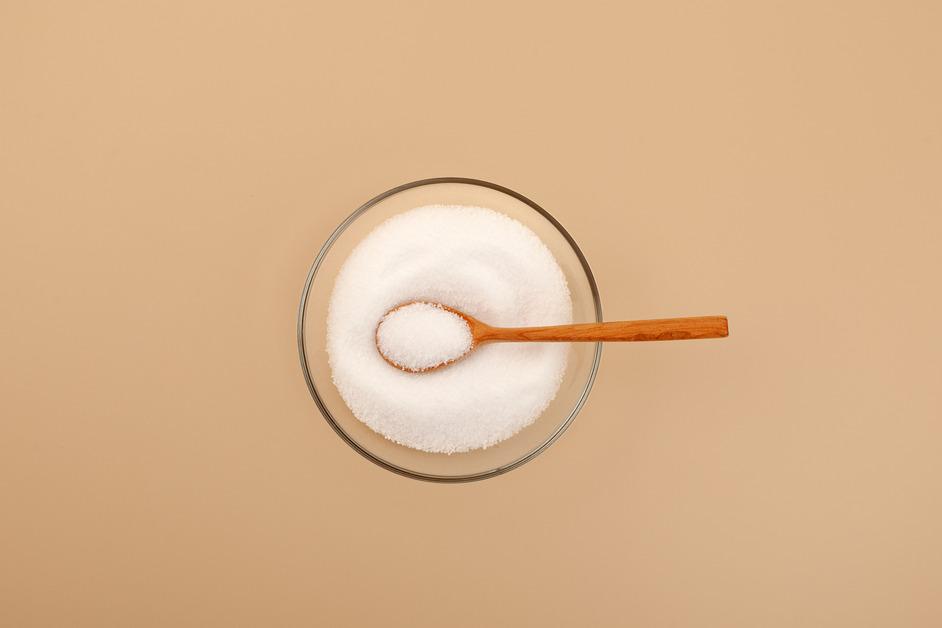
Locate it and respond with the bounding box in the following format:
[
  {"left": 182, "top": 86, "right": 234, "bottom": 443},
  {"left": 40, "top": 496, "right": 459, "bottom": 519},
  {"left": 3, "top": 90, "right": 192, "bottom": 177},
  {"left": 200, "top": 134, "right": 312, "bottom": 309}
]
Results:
[
  {"left": 326, "top": 205, "right": 571, "bottom": 454},
  {"left": 376, "top": 302, "right": 473, "bottom": 372}
]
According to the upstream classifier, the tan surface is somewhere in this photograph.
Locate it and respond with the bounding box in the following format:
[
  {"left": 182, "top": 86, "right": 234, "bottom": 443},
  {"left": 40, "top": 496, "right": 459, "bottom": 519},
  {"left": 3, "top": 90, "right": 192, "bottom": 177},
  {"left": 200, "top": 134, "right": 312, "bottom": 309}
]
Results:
[{"left": 2, "top": 1, "right": 941, "bottom": 626}]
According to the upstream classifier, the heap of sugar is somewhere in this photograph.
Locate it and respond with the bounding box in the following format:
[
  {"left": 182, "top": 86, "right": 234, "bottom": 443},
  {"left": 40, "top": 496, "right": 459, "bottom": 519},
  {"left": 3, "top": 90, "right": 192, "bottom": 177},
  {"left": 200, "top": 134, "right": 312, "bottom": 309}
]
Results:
[
  {"left": 326, "top": 205, "right": 571, "bottom": 454},
  {"left": 377, "top": 302, "right": 473, "bottom": 372}
]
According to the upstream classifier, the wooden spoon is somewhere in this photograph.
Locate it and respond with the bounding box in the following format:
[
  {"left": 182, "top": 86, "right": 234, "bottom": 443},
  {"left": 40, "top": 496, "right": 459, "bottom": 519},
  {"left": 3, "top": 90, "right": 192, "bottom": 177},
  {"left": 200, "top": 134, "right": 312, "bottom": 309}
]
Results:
[{"left": 376, "top": 301, "right": 729, "bottom": 373}]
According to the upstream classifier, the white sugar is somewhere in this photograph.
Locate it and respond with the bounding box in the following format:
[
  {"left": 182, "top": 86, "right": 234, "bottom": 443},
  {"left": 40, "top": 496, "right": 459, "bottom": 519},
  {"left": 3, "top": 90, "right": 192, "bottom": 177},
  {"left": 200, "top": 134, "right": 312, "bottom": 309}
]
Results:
[
  {"left": 326, "top": 205, "right": 571, "bottom": 454},
  {"left": 377, "top": 302, "right": 473, "bottom": 372}
]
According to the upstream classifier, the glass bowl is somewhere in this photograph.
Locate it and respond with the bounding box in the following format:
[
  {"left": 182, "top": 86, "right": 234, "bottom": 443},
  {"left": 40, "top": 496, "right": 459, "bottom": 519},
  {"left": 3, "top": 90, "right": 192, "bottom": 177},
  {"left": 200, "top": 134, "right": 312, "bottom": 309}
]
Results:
[{"left": 297, "top": 178, "right": 602, "bottom": 482}]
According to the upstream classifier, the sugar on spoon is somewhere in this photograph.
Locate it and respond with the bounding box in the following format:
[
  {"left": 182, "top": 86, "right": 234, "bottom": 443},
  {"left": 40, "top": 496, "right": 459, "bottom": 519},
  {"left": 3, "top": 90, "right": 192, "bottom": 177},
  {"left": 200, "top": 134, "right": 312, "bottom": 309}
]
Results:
[{"left": 376, "top": 301, "right": 728, "bottom": 373}]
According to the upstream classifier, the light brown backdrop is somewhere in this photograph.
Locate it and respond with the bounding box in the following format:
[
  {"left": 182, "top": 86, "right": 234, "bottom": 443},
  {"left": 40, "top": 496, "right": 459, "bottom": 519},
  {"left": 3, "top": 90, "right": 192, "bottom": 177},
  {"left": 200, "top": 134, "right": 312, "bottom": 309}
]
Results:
[{"left": 2, "top": 2, "right": 941, "bottom": 626}]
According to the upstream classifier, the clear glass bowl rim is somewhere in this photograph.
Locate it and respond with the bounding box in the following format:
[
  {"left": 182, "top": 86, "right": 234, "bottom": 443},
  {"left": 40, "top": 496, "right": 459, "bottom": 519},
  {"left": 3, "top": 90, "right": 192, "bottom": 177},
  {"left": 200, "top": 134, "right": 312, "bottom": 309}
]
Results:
[{"left": 297, "top": 177, "right": 603, "bottom": 482}]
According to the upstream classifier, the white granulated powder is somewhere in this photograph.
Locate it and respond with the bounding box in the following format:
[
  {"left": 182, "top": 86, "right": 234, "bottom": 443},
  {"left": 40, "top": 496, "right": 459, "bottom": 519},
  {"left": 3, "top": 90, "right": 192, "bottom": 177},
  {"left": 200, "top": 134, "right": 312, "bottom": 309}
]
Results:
[
  {"left": 377, "top": 302, "right": 473, "bottom": 372},
  {"left": 326, "top": 205, "right": 571, "bottom": 454}
]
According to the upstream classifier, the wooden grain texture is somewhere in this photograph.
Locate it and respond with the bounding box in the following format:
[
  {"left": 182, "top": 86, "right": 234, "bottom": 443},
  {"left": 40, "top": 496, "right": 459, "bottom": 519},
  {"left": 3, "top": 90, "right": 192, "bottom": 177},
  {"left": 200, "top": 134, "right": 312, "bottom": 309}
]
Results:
[{"left": 473, "top": 315, "right": 729, "bottom": 344}]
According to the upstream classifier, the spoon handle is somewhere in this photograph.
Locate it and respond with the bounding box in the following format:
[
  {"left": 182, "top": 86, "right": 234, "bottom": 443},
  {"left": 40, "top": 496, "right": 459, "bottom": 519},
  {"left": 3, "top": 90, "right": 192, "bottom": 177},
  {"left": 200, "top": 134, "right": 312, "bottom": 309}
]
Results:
[{"left": 479, "top": 316, "right": 728, "bottom": 343}]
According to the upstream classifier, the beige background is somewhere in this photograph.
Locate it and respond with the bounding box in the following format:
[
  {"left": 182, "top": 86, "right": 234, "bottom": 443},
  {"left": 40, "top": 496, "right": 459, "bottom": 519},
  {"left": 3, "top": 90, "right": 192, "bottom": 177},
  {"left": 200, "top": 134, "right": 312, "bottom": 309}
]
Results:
[{"left": 2, "top": 2, "right": 941, "bottom": 626}]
